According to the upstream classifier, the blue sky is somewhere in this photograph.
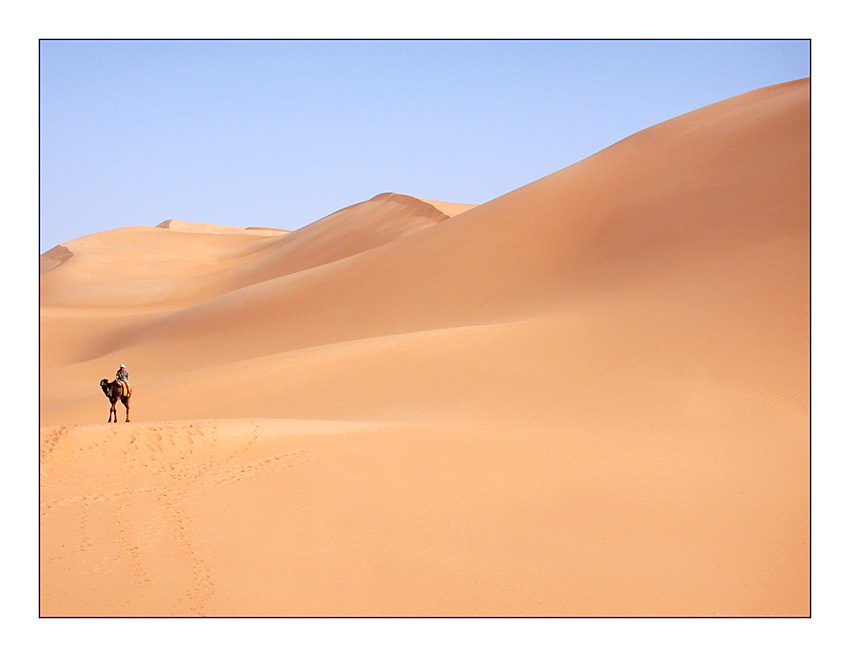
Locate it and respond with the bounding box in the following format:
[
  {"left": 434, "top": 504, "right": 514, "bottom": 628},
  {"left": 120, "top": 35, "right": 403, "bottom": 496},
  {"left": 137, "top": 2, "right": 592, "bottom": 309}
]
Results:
[{"left": 39, "top": 39, "right": 809, "bottom": 251}]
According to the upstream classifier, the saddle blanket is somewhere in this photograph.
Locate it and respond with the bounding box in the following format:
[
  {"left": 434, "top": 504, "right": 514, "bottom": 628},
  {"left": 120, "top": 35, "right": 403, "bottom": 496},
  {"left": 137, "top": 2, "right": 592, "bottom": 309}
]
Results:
[{"left": 118, "top": 380, "right": 132, "bottom": 396}]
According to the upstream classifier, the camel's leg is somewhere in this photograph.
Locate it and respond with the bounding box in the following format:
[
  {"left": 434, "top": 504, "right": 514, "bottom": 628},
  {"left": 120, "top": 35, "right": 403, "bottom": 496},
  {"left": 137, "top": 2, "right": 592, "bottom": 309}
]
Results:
[
  {"left": 123, "top": 398, "right": 130, "bottom": 422},
  {"left": 109, "top": 401, "right": 116, "bottom": 423}
]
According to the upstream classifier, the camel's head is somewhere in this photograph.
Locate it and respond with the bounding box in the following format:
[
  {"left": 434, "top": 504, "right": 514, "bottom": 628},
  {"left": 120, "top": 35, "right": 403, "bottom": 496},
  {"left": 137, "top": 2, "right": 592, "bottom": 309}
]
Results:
[{"left": 99, "top": 379, "right": 109, "bottom": 388}]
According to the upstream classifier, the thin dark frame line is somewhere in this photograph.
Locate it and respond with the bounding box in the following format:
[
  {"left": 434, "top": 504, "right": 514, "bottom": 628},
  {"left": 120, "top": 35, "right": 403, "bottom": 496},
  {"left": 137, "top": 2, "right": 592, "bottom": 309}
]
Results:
[{"left": 37, "top": 37, "right": 813, "bottom": 620}]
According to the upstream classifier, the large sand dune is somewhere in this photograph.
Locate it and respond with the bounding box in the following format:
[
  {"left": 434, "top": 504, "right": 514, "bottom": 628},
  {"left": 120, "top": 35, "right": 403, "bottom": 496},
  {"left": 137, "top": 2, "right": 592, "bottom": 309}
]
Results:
[{"left": 39, "top": 79, "right": 809, "bottom": 616}]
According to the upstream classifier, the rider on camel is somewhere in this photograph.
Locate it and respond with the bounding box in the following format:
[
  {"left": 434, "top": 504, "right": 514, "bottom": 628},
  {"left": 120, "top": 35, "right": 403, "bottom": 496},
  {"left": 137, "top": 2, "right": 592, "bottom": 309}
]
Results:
[{"left": 116, "top": 364, "right": 130, "bottom": 395}]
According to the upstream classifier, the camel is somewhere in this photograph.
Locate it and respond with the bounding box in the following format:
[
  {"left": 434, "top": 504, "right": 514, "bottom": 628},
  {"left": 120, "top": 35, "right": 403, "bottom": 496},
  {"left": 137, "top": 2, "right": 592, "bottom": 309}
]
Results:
[{"left": 100, "top": 379, "right": 131, "bottom": 422}]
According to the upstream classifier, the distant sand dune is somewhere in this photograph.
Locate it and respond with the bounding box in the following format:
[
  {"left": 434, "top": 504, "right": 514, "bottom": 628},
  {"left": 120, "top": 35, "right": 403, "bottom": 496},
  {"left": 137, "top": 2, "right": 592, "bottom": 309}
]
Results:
[
  {"left": 40, "top": 79, "right": 810, "bottom": 617},
  {"left": 39, "top": 244, "right": 73, "bottom": 274},
  {"left": 413, "top": 196, "right": 477, "bottom": 217}
]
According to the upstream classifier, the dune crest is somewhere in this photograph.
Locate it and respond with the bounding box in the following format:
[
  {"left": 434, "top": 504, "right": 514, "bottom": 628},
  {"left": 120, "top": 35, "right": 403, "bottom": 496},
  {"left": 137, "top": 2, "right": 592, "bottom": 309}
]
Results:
[
  {"left": 155, "top": 219, "right": 275, "bottom": 234},
  {"left": 414, "top": 196, "right": 477, "bottom": 217}
]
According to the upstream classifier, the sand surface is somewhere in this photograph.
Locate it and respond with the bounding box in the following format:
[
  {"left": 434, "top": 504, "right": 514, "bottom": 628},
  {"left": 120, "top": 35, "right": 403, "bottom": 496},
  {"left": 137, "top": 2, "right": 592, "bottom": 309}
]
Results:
[{"left": 40, "top": 79, "right": 809, "bottom": 617}]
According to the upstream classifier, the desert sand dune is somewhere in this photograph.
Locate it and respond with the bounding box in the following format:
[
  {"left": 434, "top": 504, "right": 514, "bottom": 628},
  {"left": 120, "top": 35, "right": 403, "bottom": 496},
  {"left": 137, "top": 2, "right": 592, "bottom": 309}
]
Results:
[
  {"left": 216, "top": 192, "right": 459, "bottom": 289},
  {"left": 414, "top": 197, "right": 478, "bottom": 218},
  {"left": 40, "top": 79, "right": 809, "bottom": 617}
]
